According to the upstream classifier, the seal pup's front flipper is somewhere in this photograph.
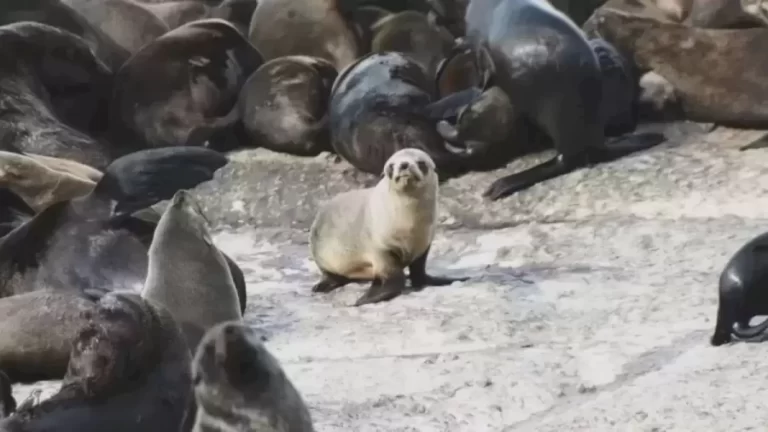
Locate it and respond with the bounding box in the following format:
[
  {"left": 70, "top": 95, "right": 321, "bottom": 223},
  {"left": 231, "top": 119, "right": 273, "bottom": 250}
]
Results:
[
  {"left": 409, "top": 246, "right": 468, "bottom": 289},
  {"left": 82, "top": 147, "right": 228, "bottom": 220}
]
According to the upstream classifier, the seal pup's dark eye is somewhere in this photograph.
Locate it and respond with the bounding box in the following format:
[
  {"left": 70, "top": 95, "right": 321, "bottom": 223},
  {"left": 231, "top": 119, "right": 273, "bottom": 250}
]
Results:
[
  {"left": 417, "top": 161, "right": 429, "bottom": 174},
  {"left": 192, "top": 374, "right": 202, "bottom": 386}
]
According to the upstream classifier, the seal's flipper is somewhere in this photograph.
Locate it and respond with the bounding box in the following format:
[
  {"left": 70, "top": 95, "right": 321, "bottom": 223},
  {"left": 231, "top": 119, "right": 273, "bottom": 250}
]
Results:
[
  {"left": 354, "top": 273, "right": 406, "bottom": 306},
  {"left": 223, "top": 253, "right": 247, "bottom": 314},
  {"left": 0, "top": 370, "right": 16, "bottom": 418},
  {"left": 409, "top": 246, "right": 468, "bottom": 289},
  {"left": 312, "top": 271, "right": 352, "bottom": 293},
  {"left": 483, "top": 154, "right": 583, "bottom": 201},
  {"left": 593, "top": 132, "right": 666, "bottom": 163},
  {"left": 423, "top": 87, "right": 482, "bottom": 120},
  {"left": 89, "top": 147, "right": 228, "bottom": 220},
  {"left": 740, "top": 132, "right": 768, "bottom": 151}
]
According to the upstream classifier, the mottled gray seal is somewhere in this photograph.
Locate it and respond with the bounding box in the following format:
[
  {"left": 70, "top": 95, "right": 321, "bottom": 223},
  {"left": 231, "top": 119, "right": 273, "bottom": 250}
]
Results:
[
  {"left": 108, "top": 18, "right": 263, "bottom": 151},
  {"left": 0, "top": 291, "right": 97, "bottom": 383},
  {"left": 191, "top": 321, "right": 315, "bottom": 432},
  {"left": 0, "top": 292, "right": 192, "bottom": 432},
  {"left": 329, "top": 51, "right": 479, "bottom": 179},
  {"left": 0, "top": 147, "right": 247, "bottom": 317},
  {"left": 238, "top": 55, "right": 338, "bottom": 156},
  {"left": 142, "top": 190, "right": 243, "bottom": 351},
  {"left": 310, "top": 148, "right": 467, "bottom": 306}
]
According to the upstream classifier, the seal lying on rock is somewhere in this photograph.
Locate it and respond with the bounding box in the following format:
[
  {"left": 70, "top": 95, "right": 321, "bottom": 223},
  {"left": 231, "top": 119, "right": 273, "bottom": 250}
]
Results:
[
  {"left": 142, "top": 190, "right": 243, "bottom": 351},
  {"left": 310, "top": 148, "right": 467, "bottom": 306},
  {"left": 0, "top": 292, "right": 192, "bottom": 432},
  {"left": 0, "top": 291, "right": 98, "bottom": 384},
  {"left": 591, "top": 8, "right": 768, "bottom": 128},
  {"left": 238, "top": 55, "right": 338, "bottom": 156},
  {"left": 0, "top": 147, "right": 247, "bottom": 317},
  {"left": 190, "top": 321, "right": 315, "bottom": 432},
  {"left": 711, "top": 231, "right": 768, "bottom": 346},
  {"left": 329, "top": 51, "right": 478, "bottom": 179}
]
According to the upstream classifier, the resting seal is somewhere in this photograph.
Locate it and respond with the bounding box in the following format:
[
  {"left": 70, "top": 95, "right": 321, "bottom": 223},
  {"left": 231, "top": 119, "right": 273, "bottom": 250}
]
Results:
[
  {"left": 711, "top": 232, "right": 768, "bottom": 346},
  {"left": 310, "top": 148, "right": 467, "bottom": 306},
  {"left": 238, "top": 55, "right": 337, "bottom": 156},
  {"left": 0, "top": 21, "right": 117, "bottom": 169},
  {"left": 0, "top": 151, "right": 97, "bottom": 212},
  {"left": 0, "top": 292, "right": 192, "bottom": 432},
  {"left": 190, "top": 321, "right": 315, "bottom": 432},
  {"left": 0, "top": 147, "right": 247, "bottom": 317},
  {"left": 248, "top": 0, "right": 361, "bottom": 71},
  {"left": 108, "top": 18, "right": 263, "bottom": 151},
  {"left": 0, "top": 291, "right": 98, "bottom": 383},
  {"left": 142, "top": 190, "right": 243, "bottom": 351},
  {"left": 458, "top": 0, "right": 661, "bottom": 200},
  {"left": 591, "top": 8, "right": 768, "bottom": 128},
  {"left": 329, "top": 51, "right": 480, "bottom": 179}
]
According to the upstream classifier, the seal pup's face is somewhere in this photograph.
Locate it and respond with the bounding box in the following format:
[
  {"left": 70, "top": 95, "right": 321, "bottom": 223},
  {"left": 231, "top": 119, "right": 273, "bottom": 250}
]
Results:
[
  {"left": 192, "top": 321, "right": 280, "bottom": 407},
  {"left": 383, "top": 148, "right": 437, "bottom": 193},
  {"left": 154, "top": 190, "right": 214, "bottom": 250}
]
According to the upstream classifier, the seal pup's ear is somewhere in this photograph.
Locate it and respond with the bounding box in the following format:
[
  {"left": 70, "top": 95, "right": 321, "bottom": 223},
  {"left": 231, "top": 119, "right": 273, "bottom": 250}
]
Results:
[
  {"left": 384, "top": 163, "right": 394, "bottom": 179},
  {"left": 89, "top": 147, "right": 228, "bottom": 220}
]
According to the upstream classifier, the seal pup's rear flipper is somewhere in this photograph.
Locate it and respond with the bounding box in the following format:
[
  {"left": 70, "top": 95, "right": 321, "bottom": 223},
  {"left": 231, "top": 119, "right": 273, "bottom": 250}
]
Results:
[
  {"left": 739, "top": 132, "right": 768, "bottom": 151},
  {"left": 87, "top": 147, "right": 228, "bottom": 220}
]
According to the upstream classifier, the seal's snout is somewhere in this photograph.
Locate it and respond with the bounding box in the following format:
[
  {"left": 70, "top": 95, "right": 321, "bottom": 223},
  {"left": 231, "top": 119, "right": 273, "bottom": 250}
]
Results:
[{"left": 171, "top": 190, "right": 189, "bottom": 207}]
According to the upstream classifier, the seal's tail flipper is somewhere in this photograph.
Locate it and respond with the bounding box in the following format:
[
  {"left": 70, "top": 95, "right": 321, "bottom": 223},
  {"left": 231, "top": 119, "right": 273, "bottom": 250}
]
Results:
[
  {"left": 739, "top": 132, "right": 768, "bottom": 151},
  {"left": 592, "top": 132, "right": 666, "bottom": 164},
  {"left": 483, "top": 155, "right": 581, "bottom": 200},
  {"left": 91, "top": 147, "right": 228, "bottom": 219}
]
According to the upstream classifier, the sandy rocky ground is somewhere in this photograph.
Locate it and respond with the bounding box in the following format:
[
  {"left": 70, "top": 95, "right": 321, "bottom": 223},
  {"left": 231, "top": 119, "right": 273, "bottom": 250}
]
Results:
[{"left": 14, "top": 122, "right": 768, "bottom": 431}]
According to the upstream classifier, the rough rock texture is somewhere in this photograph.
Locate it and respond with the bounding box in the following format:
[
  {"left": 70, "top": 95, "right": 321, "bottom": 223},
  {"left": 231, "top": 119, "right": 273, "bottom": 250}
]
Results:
[{"left": 14, "top": 123, "right": 768, "bottom": 430}]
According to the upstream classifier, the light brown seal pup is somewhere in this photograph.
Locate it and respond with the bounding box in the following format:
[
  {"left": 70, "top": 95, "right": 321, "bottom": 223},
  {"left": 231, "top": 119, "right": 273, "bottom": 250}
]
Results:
[
  {"left": 190, "top": 321, "right": 315, "bottom": 432},
  {"left": 309, "top": 148, "right": 467, "bottom": 306},
  {"left": 142, "top": 190, "right": 242, "bottom": 351},
  {"left": 0, "top": 292, "right": 192, "bottom": 432}
]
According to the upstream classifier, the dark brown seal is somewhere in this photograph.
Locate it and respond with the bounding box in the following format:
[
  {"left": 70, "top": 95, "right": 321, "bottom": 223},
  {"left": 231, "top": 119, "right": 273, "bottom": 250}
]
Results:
[
  {"left": 0, "top": 292, "right": 192, "bottom": 432},
  {"left": 239, "top": 55, "right": 338, "bottom": 156},
  {"left": 0, "top": 21, "right": 117, "bottom": 169},
  {"left": 190, "top": 321, "right": 315, "bottom": 432},
  {"left": 108, "top": 18, "right": 263, "bottom": 152},
  {"left": 591, "top": 8, "right": 768, "bottom": 128},
  {"left": 0, "top": 291, "right": 97, "bottom": 383}
]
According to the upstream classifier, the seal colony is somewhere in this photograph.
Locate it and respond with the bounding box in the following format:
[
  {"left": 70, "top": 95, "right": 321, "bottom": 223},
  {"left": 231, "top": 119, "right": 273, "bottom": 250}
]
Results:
[{"left": 1, "top": 0, "right": 768, "bottom": 430}]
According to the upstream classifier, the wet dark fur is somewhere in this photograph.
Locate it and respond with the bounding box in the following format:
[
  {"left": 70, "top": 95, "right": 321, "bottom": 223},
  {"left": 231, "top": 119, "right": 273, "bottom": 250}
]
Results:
[
  {"left": 592, "top": 8, "right": 768, "bottom": 128},
  {"left": 589, "top": 38, "right": 638, "bottom": 137},
  {"left": 0, "top": 0, "right": 129, "bottom": 71},
  {"left": 711, "top": 232, "right": 768, "bottom": 346},
  {"left": 462, "top": 0, "right": 662, "bottom": 200},
  {"left": 63, "top": 0, "right": 170, "bottom": 54},
  {"left": 0, "top": 22, "right": 117, "bottom": 169},
  {"left": 0, "top": 371, "right": 15, "bottom": 417},
  {"left": 0, "top": 291, "right": 97, "bottom": 383},
  {"left": 191, "top": 322, "right": 315, "bottom": 432},
  {"left": 0, "top": 147, "right": 248, "bottom": 315},
  {"left": 108, "top": 19, "right": 263, "bottom": 152},
  {"left": 238, "top": 55, "right": 338, "bottom": 156},
  {"left": 329, "top": 51, "right": 475, "bottom": 179},
  {"left": 0, "top": 292, "right": 192, "bottom": 432},
  {"left": 0, "top": 188, "right": 35, "bottom": 237}
]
